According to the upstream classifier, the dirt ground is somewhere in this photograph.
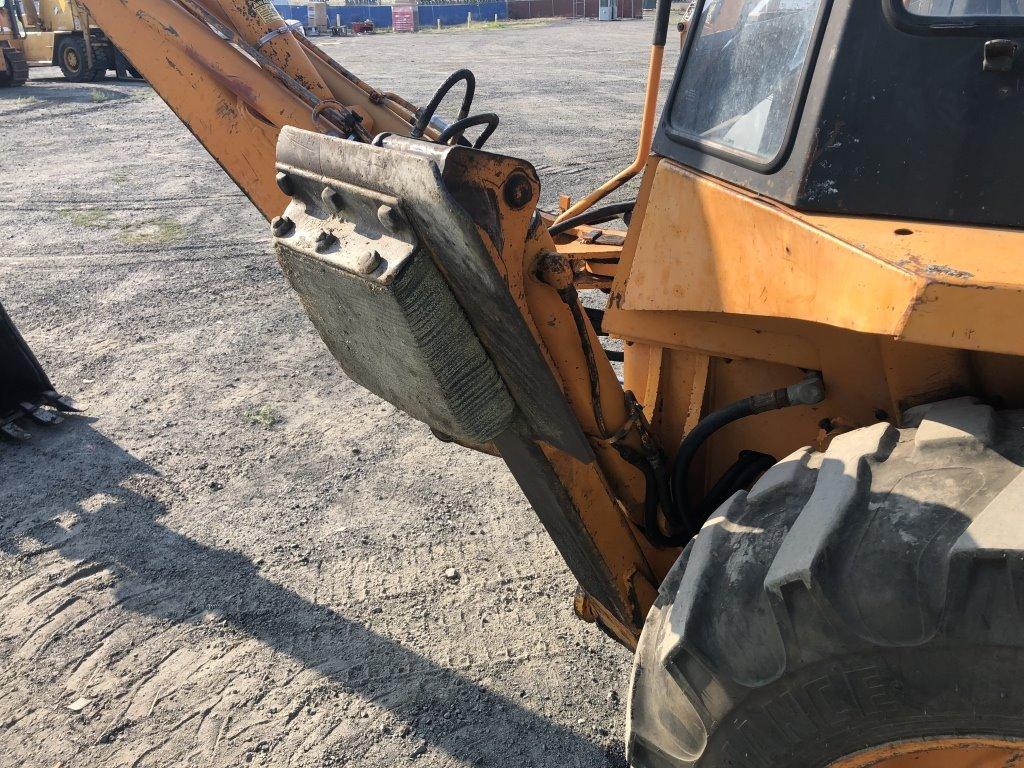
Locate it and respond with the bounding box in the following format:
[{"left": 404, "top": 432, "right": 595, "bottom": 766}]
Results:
[{"left": 0, "top": 18, "right": 679, "bottom": 768}]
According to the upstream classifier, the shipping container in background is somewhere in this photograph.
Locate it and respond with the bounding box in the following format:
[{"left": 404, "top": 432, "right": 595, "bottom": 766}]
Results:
[
  {"left": 307, "top": 1, "right": 329, "bottom": 32},
  {"left": 391, "top": 3, "right": 417, "bottom": 31}
]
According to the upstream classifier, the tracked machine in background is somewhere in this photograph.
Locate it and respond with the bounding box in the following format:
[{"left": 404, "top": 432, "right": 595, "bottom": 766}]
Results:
[
  {"left": 5, "top": 0, "right": 1024, "bottom": 764},
  {"left": 0, "top": 0, "right": 28, "bottom": 85},
  {"left": 0, "top": 0, "right": 139, "bottom": 84}
]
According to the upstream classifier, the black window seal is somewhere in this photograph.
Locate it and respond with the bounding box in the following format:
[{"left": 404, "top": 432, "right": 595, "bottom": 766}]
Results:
[
  {"left": 660, "top": 0, "right": 835, "bottom": 175},
  {"left": 884, "top": 0, "right": 1024, "bottom": 37}
]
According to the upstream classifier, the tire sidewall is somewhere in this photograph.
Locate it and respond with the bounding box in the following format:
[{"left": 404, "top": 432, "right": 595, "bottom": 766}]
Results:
[
  {"left": 58, "top": 37, "right": 96, "bottom": 82},
  {"left": 704, "top": 645, "right": 1024, "bottom": 768}
]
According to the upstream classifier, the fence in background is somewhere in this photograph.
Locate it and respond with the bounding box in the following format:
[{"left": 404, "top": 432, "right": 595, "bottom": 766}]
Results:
[
  {"left": 417, "top": 1, "right": 507, "bottom": 25},
  {"left": 273, "top": 1, "right": 508, "bottom": 28},
  {"left": 507, "top": 0, "right": 641, "bottom": 17}
]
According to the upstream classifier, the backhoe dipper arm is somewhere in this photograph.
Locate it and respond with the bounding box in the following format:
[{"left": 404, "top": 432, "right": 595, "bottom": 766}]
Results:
[{"left": 77, "top": 0, "right": 420, "bottom": 217}]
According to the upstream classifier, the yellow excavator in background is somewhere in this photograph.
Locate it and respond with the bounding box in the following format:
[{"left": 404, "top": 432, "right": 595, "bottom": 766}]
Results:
[
  {"left": 0, "top": 0, "right": 138, "bottom": 85},
  {"left": 5, "top": 0, "right": 1024, "bottom": 765},
  {"left": 0, "top": 0, "right": 28, "bottom": 85}
]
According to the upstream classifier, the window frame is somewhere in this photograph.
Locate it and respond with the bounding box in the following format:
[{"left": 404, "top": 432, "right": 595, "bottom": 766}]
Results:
[
  {"left": 661, "top": 0, "right": 835, "bottom": 174},
  {"left": 884, "top": 0, "right": 1024, "bottom": 36}
]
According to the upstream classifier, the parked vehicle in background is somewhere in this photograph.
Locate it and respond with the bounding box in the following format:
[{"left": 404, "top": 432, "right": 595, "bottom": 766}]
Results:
[{"left": 0, "top": 0, "right": 140, "bottom": 84}]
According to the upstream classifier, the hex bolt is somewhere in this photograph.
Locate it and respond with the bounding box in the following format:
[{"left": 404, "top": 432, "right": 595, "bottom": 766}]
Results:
[
  {"left": 315, "top": 230, "right": 338, "bottom": 253},
  {"left": 271, "top": 216, "right": 295, "bottom": 238},
  {"left": 503, "top": 171, "right": 533, "bottom": 210},
  {"left": 275, "top": 171, "right": 295, "bottom": 197},
  {"left": 354, "top": 248, "right": 382, "bottom": 275},
  {"left": 321, "top": 187, "right": 343, "bottom": 213},
  {"left": 377, "top": 204, "right": 402, "bottom": 232}
]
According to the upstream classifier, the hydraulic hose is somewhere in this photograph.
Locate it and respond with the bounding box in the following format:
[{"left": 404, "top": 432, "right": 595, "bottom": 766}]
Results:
[
  {"left": 614, "top": 444, "right": 671, "bottom": 546},
  {"left": 548, "top": 200, "right": 636, "bottom": 237},
  {"left": 669, "top": 374, "right": 826, "bottom": 533},
  {"left": 551, "top": 0, "right": 671, "bottom": 225},
  {"left": 410, "top": 68, "right": 476, "bottom": 139},
  {"left": 558, "top": 285, "right": 609, "bottom": 437},
  {"left": 436, "top": 112, "right": 499, "bottom": 149},
  {"left": 614, "top": 443, "right": 693, "bottom": 547},
  {"left": 696, "top": 450, "right": 776, "bottom": 523}
]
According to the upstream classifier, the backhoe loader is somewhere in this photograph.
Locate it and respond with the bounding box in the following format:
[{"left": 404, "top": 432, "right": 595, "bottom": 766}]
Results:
[
  {"left": 5, "top": 0, "right": 1024, "bottom": 764},
  {"left": 0, "top": 0, "right": 139, "bottom": 85}
]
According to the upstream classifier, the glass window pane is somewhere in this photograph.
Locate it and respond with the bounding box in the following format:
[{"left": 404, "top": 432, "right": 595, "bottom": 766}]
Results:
[
  {"left": 903, "top": 0, "right": 1024, "bottom": 16},
  {"left": 669, "top": 0, "right": 822, "bottom": 164}
]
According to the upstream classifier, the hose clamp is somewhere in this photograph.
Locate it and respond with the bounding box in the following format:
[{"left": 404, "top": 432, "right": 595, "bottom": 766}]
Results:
[
  {"left": 256, "top": 23, "right": 293, "bottom": 49},
  {"left": 591, "top": 391, "right": 646, "bottom": 447}
]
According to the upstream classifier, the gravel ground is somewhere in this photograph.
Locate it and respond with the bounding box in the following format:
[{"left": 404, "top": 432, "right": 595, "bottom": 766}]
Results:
[{"left": 0, "top": 18, "right": 679, "bottom": 768}]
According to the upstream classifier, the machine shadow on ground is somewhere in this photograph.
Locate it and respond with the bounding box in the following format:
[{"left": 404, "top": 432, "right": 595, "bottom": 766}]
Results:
[{"left": 0, "top": 418, "right": 614, "bottom": 766}]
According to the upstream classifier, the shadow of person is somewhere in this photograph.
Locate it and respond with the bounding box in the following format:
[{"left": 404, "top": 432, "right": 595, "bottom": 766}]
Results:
[{"left": 0, "top": 420, "right": 618, "bottom": 767}]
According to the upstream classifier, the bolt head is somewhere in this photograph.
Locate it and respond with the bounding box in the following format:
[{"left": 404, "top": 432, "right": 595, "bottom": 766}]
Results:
[
  {"left": 321, "top": 187, "right": 343, "bottom": 213},
  {"left": 315, "top": 230, "right": 338, "bottom": 253},
  {"left": 377, "top": 204, "right": 402, "bottom": 232},
  {"left": 354, "top": 248, "right": 381, "bottom": 275},
  {"left": 275, "top": 171, "right": 295, "bottom": 197},
  {"left": 503, "top": 171, "right": 533, "bottom": 210},
  {"left": 271, "top": 216, "right": 295, "bottom": 238}
]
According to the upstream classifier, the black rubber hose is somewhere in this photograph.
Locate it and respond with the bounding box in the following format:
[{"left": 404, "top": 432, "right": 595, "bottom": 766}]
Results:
[
  {"left": 548, "top": 200, "right": 636, "bottom": 237},
  {"left": 689, "top": 450, "right": 776, "bottom": 530},
  {"left": 559, "top": 286, "right": 608, "bottom": 437},
  {"left": 436, "top": 112, "right": 499, "bottom": 149},
  {"left": 603, "top": 348, "right": 624, "bottom": 363},
  {"left": 651, "top": 450, "right": 690, "bottom": 542},
  {"left": 652, "top": 0, "right": 672, "bottom": 46},
  {"left": 669, "top": 376, "right": 825, "bottom": 531},
  {"left": 669, "top": 399, "right": 755, "bottom": 530},
  {"left": 614, "top": 444, "right": 690, "bottom": 548},
  {"left": 410, "top": 68, "right": 476, "bottom": 139}
]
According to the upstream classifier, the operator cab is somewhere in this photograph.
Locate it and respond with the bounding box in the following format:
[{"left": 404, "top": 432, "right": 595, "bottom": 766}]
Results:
[{"left": 655, "top": 0, "right": 1024, "bottom": 228}]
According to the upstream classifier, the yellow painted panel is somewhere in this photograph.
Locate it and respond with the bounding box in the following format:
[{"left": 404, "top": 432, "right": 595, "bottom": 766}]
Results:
[
  {"left": 803, "top": 212, "right": 1024, "bottom": 288},
  {"left": 618, "top": 159, "right": 1024, "bottom": 356},
  {"left": 22, "top": 32, "right": 55, "bottom": 64},
  {"left": 902, "top": 282, "right": 1024, "bottom": 355},
  {"left": 621, "top": 161, "right": 920, "bottom": 336}
]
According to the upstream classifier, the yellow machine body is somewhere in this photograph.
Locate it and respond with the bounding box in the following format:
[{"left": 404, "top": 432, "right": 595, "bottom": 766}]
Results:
[{"left": 7, "top": 0, "right": 1024, "bottom": 762}]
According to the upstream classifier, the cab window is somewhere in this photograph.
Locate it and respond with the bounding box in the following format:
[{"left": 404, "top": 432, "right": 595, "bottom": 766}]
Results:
[
  {"left": 668, "top": 0, "right": 824, "bottom": 166},
  {"left": 902, "top": 0, "right": 1024, "bottom": 16}
]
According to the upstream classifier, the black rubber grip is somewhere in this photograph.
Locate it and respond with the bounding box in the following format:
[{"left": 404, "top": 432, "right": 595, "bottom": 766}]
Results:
[{"left": 652, "top": 0, "right": 671, "bottom": 46}]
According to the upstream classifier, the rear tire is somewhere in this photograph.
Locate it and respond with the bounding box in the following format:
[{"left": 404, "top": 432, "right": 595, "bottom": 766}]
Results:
[
  {"left": 56, "top": 36, "right": 103, "bottom": 82},
  {"left": 628, "top": 398, "right": 1024, "bottom": 767}
]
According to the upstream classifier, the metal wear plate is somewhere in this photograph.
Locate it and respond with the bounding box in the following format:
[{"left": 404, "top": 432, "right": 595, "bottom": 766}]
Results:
[{"left": 274, "top": 127, "right": 592, "bottom": 461}]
